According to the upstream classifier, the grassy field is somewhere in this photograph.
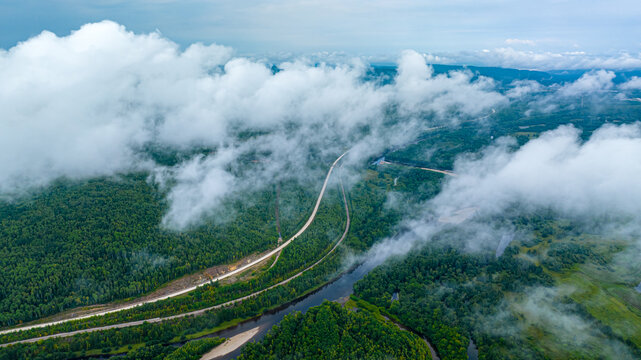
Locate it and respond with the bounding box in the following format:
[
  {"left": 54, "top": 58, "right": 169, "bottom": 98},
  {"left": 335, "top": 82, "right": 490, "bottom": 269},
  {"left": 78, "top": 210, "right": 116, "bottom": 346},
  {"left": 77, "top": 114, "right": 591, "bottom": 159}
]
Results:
[
  {"left": 514, "top": 228, "right": 641, "bottom": 358},
  {"left": 556, "top": 264, "right": 641, "bottom": 348}
]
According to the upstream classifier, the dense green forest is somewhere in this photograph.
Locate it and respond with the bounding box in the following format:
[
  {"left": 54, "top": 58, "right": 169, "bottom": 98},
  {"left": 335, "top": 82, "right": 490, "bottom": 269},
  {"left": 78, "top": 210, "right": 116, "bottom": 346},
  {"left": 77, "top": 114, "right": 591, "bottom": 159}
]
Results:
[
  {"left": 0, "top": 173, "right": 320, "bottom": 326},
  {"left": 0, "top": 247, "right": 347, "bottom": 359},
  {"left": 3, "top": 70, "right": 641, "bottom": 359},
  {"left": 0, "top": 164, "right": 447, "bottom": 360},
  {"left": 384, "top": 98, "right": 641, "bottom": 170},
  {"left": 362, "top": 98, "right": 641, "bottom": 359},
  {"left": 0, "top": 331, "right": 224, "bottom": 360},
  {"left": 119, "top": 337, "right": 224, "bottom": 360},
  {"left": 0, "top": 164, "right": 442, "bottom": 344},
  {"left": 353, "top": 216, "right": 641, "bottom": 359},
  {"left": 0, "top": 188, "right": 345, "bottom": 344},
  {"left": 354, "top": 244, "right": 551, "bottom": 359},
  {"left": 238, "top": 301, "right": 430, "bottom": 360}
]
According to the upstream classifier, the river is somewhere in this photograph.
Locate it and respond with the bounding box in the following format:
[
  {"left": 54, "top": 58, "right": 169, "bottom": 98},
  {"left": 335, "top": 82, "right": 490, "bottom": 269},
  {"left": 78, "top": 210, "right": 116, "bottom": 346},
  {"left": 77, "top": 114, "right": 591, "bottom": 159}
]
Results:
[
  {"left": 196, "top": 257, "right": 476, "bottom": 360},
  {"left": 201, "top": 261, "right": 377, "bottom": 359},
  {"left": 92, "top": 258, "right": 471, "bottom": 359}
]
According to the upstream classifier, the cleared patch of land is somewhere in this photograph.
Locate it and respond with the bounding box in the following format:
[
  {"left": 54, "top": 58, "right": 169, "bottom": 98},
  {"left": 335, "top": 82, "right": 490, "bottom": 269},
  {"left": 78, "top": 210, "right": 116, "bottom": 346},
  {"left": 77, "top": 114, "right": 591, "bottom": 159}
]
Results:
[{"left": 200, "top": 326, "right": 261, "bottom": 359}]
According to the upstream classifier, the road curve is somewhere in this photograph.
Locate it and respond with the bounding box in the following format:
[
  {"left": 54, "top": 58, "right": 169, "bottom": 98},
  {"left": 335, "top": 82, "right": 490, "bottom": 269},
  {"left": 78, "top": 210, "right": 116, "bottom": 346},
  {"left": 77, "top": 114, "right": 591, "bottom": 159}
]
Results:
[
  {"left": 0, "top": 151, "right": 349, "bottom": 337},
  {"left": 1, "top": 163, "right": 351, "bottom": 348}
]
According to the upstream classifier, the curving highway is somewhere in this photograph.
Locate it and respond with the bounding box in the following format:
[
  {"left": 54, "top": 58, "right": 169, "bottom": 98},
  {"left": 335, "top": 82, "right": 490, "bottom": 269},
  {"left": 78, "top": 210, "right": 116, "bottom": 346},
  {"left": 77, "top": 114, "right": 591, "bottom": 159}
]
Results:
[
  {"left": 1, "top": 160, "right": 351, "bottom": 348},
  {"left": 0, "top": 151, "right": 349, "bottom": 338}
]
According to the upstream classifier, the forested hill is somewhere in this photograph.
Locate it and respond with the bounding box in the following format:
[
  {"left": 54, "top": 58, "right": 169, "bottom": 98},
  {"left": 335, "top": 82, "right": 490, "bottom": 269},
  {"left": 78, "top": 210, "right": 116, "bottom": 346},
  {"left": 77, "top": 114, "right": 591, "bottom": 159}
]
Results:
[
  {"left": 0, "top": 174, "right": 316, "bottom": 327},
  {"left": 238, "top": 301, "right": 431, "bottom": 360}
]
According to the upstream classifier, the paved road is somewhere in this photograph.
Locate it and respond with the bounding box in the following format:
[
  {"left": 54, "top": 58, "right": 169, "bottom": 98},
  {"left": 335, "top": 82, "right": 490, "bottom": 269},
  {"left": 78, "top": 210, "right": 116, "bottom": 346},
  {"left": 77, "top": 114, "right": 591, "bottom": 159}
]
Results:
[
  {"left": 0, "top": 151, "right": 349, "bottom": 338},
  {"left": 203, "top": 176, "right": 350, "bottom": 359},
  {"left": 380, "top": 160, "right": 456, "bottom": 176}
]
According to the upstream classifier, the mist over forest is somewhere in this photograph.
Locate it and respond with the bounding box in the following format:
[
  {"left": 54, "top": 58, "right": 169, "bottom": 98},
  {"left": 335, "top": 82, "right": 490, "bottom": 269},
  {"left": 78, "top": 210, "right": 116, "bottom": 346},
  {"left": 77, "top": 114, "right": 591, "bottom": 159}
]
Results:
[{"left": 2, "top": 18, "right": 641, "bottom": 360}]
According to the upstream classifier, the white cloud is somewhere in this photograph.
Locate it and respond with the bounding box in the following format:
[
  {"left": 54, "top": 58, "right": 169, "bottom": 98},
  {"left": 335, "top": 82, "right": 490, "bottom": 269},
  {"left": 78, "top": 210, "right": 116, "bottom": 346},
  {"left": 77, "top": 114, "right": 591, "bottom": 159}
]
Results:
[
  {"left": 506, "top": 80, "right": 544, "bottom": 98},
  {"left": 487, "top": 286, "right": 637, "bottom": 359},
  {"left": 362, "top": 121, "right": 641, "bottom": 267},
  {"left": 437, "top": 48, "right": 641, "bottom": 70},
  {"left": 7, "top": 22, "right": 638, "bottom": 232},
  {"left": 505, "top": 38, "right": 536, "bottom": 46},
  {"left": 361, "top": 122, "right": 641, "bottom": 352},
  {"left": 0, "top": 22, "right": 506, "bottom": 229},
  {"left": 157, "top": 149, "right": 237, "bottom": 229},
  {"left": 158, "top": 50, "right": 505, "bottom": 227},
  {"left": 433, "top": 123, "right": 641, "bottom": 219},
  {"left": 620, "top": 76, "right": 641, "bottom": 90},
  {"left": 0, "top": 21, "right": 233, "bottom": 194},
  {"left": 558, "top": 70, "right": 615, "bottom": 97},
  {"left": 395, "top": 50, "right": 507, "bottom": 117}
]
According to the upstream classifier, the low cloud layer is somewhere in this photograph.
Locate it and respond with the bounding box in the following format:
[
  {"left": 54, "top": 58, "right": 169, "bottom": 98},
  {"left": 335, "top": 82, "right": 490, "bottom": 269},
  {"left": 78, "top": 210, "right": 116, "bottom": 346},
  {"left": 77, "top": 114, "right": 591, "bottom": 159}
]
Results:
[
  {"left": 367, "top": 121, "right": 641, "bottom": 266},
  {"left": 621, "top": 76, "right": 641, "bottom": 90},
  {"left": 437, "top": 48, "right": 641, "bottom": 70},
  {"left": 558, "top": 70, "right": 616, "bottom": 97},
  {"left": 363, "top": 121, "right": 641, "bottom": 356},
  {"left": 0, "top": 21, "right": 507, "bottom": 228},
  {"left": 3, "top": 22, "right": 635, "bottom": 229},
  {"left": 0, "top": 21, "right": 233, "bottom": 195},
  {"left": 487, "top": 286, "right": 636, "bottom": 359},
  {"left": 435, "top": 123, "right": 641, "bottom": 219}
]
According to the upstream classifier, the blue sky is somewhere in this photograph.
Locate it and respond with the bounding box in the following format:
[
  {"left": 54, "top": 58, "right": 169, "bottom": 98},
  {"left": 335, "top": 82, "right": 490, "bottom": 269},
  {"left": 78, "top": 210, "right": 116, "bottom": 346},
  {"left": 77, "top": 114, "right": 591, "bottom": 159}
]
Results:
[{"left": 2, "top": 0, "right": 641, "bottom": 65}]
